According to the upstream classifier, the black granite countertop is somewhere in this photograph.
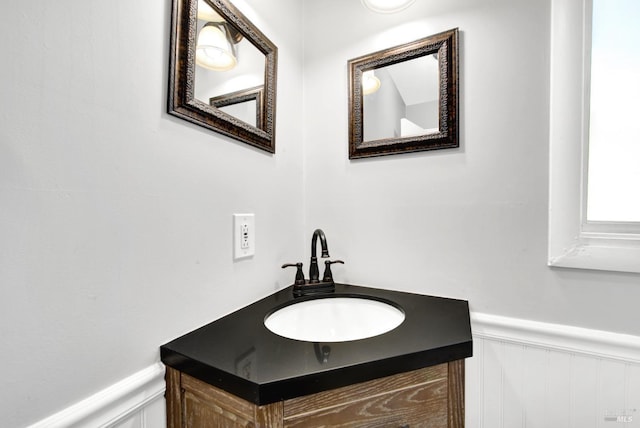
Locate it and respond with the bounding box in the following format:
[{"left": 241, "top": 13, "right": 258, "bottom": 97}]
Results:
[{"left": 160, "top": 283, "right": 472, "bottom": 405}]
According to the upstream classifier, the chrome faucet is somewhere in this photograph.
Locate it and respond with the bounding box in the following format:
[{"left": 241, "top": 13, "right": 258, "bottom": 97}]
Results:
[{"left": 309, "top": 229, "right": 329, "bottom": 283}]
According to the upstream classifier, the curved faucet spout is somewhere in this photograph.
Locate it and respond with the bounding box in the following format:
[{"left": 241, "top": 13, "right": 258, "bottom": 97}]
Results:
[
  {"left": 309, "top": 229, "right": 330, "bottom": 283},
  {"left": 311, "top": 229, "right": 329, "bottom": 258}
]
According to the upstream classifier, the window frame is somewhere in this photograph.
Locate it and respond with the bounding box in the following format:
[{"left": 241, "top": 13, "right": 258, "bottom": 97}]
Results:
[{"left": 548, "top": 0, "right": 640, "bottom": 273}]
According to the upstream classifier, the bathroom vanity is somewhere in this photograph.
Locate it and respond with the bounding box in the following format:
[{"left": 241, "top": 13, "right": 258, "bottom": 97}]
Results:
[{"left": 161, "top": 283, "right": 472, "bottom": 427}]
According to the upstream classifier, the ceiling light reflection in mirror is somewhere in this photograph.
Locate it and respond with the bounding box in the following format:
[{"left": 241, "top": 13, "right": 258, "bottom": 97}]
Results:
[
  {"left": 196, "top": 23, "right": 237, "bottom": 71},
  {"left": 194, "top": 0, "right": 266, "bottom": 128},
  {"left": 362, "top": 70, "right": 381, "bottom": 95}
]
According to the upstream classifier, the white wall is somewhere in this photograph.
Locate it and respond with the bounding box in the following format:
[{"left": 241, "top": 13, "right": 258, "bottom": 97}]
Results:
[
  {"left": 303, "top": 0, "right": 640, "bottom": 336},
  {"left": 0, "top": 0, "right": 304, "bottom": 426}
]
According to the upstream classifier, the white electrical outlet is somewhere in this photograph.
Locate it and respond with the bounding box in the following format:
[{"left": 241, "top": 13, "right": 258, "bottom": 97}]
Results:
[
  {"left": 241, "top": 224, "right": 250, "bottom": 249},
  {"left": 233, "top": 214, "right": 255, "bottom": 259}
]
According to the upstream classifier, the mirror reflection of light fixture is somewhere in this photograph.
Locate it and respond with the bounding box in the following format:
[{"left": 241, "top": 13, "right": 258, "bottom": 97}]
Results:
[
  {"left": 362, "top": 70, "right": 381, "bottom": 95},
  {"left": 196, "top": 23, "right": 238, "bottom": 71},
  {"left": 197, "top": 0, "right": 224, "bottom": 22},
  {"left": 360, "top": 0, "right": 416, "bottom": 14}
]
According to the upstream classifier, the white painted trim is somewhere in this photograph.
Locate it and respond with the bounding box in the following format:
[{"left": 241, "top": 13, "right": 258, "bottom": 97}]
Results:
[
  {"left": 28, "top": 363, "right": 166, "bottom": 428},
  {"left": 472, "top": 312, "right": 640, "bottom": 364},
  {"left": 548, "top": 0, "right": 640, "bottom": 273}
]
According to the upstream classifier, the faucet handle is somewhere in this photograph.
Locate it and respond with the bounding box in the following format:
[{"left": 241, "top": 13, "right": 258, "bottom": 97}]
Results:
[
  {"left": 322, "top": 260, "right": 344, "bottom": 283},
  {"left": 282, "top": 263, "right": 306, "bottom": 285}
]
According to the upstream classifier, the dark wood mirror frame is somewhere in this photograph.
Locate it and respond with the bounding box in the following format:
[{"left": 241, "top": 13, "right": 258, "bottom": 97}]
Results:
[
  {"left": 210, "top": 85, "right": 264, "bottom": 130},
  {"left": 168, "top": 0, "right": 277, "bottom": 153},
  {"left": 348, "top": 28, "right": 458, "bottom": 159}
]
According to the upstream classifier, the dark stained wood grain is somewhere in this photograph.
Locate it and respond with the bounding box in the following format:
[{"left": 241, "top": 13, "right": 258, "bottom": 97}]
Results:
[
  {"left": 448, "top": 359, "right": 465, "bottom": 428},
  {"left": 165, "top": 367, "right": 182, "bottom": 428}
]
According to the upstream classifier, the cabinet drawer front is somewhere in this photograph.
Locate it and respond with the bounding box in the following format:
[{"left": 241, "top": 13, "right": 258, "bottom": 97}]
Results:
[{"left": 283, "top": 374, "right": 448, "bottom": 427}]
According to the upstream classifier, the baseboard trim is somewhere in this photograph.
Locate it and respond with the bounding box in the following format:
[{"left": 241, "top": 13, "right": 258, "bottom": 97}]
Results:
[
  {"left": 471, "top": 312, "right": 640, "bottom": 364},
  {"left": 28, "top": 362, "right": 166, "bottom": 428}
]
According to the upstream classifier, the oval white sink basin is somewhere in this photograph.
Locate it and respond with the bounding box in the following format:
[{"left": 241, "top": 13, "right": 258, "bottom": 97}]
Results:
[{"left": 264, "top": 297, "right": 405, "bottom": 342}]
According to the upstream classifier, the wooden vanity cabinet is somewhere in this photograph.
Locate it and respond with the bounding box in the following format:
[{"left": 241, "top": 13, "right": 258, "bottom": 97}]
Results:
[{"left": 165, "top": 360, "right": 464, "bottom": 428}]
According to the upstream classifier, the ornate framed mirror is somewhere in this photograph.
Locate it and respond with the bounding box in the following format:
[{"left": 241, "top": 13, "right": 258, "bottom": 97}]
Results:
[
  {"left": 168, "top": 0, "right": 277, "bottom": 153},
  {"left": 348, "top": 28, "right": 458, "bottom": 159}
]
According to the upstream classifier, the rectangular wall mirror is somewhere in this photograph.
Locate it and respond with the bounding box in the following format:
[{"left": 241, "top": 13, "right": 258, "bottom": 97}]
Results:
[
  {"left": 348, "top": 28, "right": 459, "bottom": 159},
  {"left": 168, "top": 0, "right": 277, "bottom": 153}
]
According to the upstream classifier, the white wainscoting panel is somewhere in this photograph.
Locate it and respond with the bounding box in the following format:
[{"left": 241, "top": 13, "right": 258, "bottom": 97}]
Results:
[
  {"left": 109, "top": 397, "right": 165, "bottom": 428},
  {"left": 468, "top": 313, "right": 640, "bottom": 428}
]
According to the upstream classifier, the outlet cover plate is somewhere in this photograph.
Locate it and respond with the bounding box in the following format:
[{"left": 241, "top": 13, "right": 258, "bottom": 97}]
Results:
[{"left": 233, "top": 213, "right": 255, "bottom": 259}]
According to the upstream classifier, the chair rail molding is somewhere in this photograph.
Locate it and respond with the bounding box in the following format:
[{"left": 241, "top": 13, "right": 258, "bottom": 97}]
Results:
[{"left": 472, "top": 312, "right": 640, "bottom": 364}]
